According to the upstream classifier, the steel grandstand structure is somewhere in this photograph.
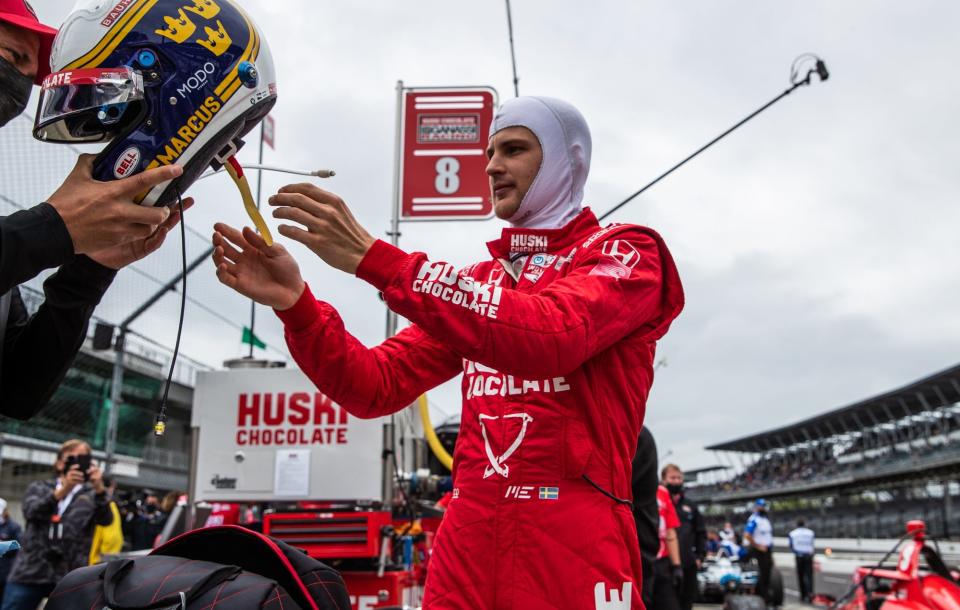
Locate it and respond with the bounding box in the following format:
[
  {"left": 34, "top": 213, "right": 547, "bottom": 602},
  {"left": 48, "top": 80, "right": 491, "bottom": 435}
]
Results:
[{"left": 687, "top": 362, "right": 960, "bottom": 539}]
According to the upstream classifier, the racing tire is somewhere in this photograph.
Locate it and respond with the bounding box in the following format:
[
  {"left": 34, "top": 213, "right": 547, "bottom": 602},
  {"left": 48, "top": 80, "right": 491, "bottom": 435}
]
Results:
[
  {"left": 723, "top": 594, "right": 767, "bottom": 610},
  {"left": 768, "top": 568, "right": 784, "bottom": 607}
]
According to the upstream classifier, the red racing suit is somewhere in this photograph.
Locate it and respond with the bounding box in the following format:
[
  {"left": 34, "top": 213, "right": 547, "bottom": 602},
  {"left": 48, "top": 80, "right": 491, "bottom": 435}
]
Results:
[{"left": 275, "top": 208, "right": 684, "bottom": 609}]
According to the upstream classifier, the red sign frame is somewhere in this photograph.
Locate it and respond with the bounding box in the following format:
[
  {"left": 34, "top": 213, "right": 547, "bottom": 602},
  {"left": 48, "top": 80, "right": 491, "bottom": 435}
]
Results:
[
  {"left": 399, "top": 87, "right": 497, "bottom": 220},
  {"left": 262, "top": 114, "right": 275, "bottom": 150}
]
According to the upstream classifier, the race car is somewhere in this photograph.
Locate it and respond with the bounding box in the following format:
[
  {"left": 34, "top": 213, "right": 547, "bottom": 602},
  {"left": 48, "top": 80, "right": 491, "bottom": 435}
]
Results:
[
  {"left": 699, "top": 543, "right": 785, "bottom": 609},
  {"left": 827, "top": 520, "right": 960, "bottom": 610},
  {"left": 697, "top": 553, "right": 759, "bottom": 602}
]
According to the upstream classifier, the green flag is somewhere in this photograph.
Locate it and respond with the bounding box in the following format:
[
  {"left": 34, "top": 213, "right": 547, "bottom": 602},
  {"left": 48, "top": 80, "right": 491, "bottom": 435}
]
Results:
[{"left": 242, "top": 326, "right": 266, "bottom": 349}]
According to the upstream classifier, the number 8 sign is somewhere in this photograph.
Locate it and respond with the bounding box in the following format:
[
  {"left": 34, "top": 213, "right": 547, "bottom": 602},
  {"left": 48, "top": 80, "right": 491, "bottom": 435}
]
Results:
[{"left": 399, "top": 87, "right": 498, "bottom": 220}]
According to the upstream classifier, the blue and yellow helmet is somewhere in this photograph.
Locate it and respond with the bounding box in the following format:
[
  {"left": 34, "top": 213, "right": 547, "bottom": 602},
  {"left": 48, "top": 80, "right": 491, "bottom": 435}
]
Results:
[{"left": 33, "top": 0, "right": 276, "bottom": 206}]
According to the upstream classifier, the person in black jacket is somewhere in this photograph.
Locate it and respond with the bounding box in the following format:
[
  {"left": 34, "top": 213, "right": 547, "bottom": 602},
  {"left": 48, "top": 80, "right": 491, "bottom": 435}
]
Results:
[
  {"left": 662, "top": 463, "right": 707, "bottom": 610},
  {"left": 0, "top": 2, "right": 190, "bottom": 421},
  {"left": 632, "top": 427, "right": 661, "bottom": 610},
  {"left": 1, "top": 439, "right": 112, "bottom": 610}
]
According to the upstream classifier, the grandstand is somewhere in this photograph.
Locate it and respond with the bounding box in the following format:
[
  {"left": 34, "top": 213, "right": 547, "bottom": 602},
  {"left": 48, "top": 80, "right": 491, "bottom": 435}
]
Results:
[{"left": 687, "top": 362, "right": 960, "bottom": 539}]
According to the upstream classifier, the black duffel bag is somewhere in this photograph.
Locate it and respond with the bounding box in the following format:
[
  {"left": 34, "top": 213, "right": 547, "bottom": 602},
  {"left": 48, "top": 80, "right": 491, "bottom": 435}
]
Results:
[{"left": 46, "top": 525, "right": 351, "bottom": 610}]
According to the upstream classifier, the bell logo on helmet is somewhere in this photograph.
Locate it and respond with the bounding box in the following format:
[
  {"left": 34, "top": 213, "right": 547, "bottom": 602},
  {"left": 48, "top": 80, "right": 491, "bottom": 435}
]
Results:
[
  {"left": 113, "top": 147, "right": 141, "bottom": 178},
  {"left": 154, "top": 8, "right": 197, "bottom": 44},
  {"left": 184, "top": 0, "right": 220, "bottom": 19},
  {"left": 197, "top": 20, "right": 232, "bottom": 56}
]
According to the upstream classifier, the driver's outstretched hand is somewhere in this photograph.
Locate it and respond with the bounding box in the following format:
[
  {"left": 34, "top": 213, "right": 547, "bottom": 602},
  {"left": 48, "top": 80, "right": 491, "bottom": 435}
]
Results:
[
  {"left": 268, "top": 183, "right": 376, "bottom": 275},
  {"left": 213, "top": 223, "right": 305, "bottom": 310}
]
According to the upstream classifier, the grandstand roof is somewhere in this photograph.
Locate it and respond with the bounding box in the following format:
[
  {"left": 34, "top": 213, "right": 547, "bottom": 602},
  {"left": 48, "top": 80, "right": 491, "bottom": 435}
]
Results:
[
  {"left": 706, "top": 362, "right": 960, "bottom": 452},
  {"left": 684, "top": 465, "right": 729, "bottom": 478}
]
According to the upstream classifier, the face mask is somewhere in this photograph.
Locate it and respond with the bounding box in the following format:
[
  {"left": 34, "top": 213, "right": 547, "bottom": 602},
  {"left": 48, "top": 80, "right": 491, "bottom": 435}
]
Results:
[
  {"left": 145, "top": 503, "right": 158, "bottom": 514},
  {"left": 666, "top": 483, "right": 684, "bottom": 495},
  {"left": 0, "top": 56, "right": 32, "bottom": 128}
]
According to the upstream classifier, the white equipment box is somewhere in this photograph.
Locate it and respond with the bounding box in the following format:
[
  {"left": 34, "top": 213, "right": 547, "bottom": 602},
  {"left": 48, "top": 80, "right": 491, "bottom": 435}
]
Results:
[{"left": 191, "top": 368, "right": 382, "bottom": 502}]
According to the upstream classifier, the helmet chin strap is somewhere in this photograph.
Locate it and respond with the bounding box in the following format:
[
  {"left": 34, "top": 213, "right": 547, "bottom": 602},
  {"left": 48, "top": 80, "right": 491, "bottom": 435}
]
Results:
[
  {"left": 223, "top": 155, "right": 274, "bottom": 246},
  {"left": 198, "top": 160, "right": 336, "bottom": 247}
]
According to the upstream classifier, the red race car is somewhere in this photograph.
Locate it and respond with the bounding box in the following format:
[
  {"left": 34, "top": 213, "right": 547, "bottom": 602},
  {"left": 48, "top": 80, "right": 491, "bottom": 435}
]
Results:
[{"left": 828, "top": 520, "right": 959, "bottom": 610}]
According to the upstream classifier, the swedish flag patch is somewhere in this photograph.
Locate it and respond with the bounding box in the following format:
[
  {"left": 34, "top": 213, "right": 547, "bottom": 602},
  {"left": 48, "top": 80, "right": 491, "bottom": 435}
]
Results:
[{"left": 539, "top": 486, "right": 559, "bottom": 500}]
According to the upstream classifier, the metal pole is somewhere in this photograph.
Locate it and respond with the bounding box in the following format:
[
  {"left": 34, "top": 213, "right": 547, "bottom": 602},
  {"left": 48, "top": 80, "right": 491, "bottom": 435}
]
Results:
[
  {"left": 187, "top": 426, "right": 200, "bottom": 530},
  {"left": 505, "top": 0, "right": 520, "bottom": 97},
  {"left": 104, "top": 330, "right": 125, "bottom": 476},
  {"left": 104, "top": 245, "right": 214, "bottom": 475},
  {"left": 248, "top": 125, "right": 266, "bottom": 358},
  {"left": 381, "top": 422, "right": 396, "bottom": 510},
  {"left": 386, "top": 80, "right": 404, "bottom": 339},
  {"left": 945, "top": 480, "right": 954, "bottom": 539}
]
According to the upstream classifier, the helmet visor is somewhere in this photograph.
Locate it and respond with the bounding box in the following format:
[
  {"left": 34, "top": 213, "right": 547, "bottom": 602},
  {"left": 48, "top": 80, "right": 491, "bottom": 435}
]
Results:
[{"left": 33, "top": 67, "right": 145, "bottom": 143}]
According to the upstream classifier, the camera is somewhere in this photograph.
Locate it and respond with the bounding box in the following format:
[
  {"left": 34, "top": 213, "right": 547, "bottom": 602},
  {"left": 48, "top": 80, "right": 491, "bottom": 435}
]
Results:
[{"left": 63, "top": 453, "right": 92, "bottom": 481}]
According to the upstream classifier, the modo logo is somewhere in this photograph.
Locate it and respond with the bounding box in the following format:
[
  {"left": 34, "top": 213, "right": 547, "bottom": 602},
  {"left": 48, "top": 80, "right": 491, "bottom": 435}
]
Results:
[{"left": 177, "top": 61, "right": 217, "bottom": 99}]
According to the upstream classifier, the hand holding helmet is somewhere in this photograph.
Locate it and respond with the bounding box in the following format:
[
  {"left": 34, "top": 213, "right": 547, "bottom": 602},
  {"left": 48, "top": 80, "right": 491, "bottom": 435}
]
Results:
[
  {"left": 34, "top": 0, "right": 278, "bottom": 238},
  {"left": 46, "top": 154, "right": 183, "bottom": 257}
]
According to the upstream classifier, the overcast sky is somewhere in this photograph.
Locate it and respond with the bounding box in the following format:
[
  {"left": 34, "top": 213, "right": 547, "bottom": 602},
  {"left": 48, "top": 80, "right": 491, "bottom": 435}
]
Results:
[{"left": 14, "top": 1, "right": 960, "bottom": 471}]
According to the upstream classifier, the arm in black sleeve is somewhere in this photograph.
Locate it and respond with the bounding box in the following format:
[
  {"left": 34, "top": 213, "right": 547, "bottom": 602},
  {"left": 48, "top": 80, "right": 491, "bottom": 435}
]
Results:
[
  {"left": 1, "top": 254, "right": 116, "bottom": 420},
  {"left": 694, "top": 505, "right": 707, "bottom": 561},
  {"left": 0, "top": 203, "right": 75, "bottom": 294},
  {"left": 92, "top": 491, "right": 113, "bottom": 526}
]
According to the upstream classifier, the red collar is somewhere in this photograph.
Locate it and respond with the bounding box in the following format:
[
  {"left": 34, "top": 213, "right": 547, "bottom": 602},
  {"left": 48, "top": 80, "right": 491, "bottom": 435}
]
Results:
[{"left": 486, "top": 208, "right": 600, "bottom": 259}]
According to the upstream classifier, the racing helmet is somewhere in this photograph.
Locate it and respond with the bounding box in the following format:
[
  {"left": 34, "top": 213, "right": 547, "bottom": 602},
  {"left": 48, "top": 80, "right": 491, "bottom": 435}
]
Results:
[{"left": 32, "top": 0, "right": 276, "bottom": 207}]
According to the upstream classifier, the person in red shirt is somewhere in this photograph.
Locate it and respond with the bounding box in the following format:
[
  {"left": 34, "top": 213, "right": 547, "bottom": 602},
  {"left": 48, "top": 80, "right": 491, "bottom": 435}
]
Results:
[
  {"left": 654, "top": 485, "right": 683, "bottom": 610},
  {"left": 213, "top": 96, "right": 684, "bottom": 609}
]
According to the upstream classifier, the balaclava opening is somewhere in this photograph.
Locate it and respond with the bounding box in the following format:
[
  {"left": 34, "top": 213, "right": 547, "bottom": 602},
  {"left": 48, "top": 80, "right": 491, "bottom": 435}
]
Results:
[{"left": 489, "top": 96, "right": 592, "bottom": 230}]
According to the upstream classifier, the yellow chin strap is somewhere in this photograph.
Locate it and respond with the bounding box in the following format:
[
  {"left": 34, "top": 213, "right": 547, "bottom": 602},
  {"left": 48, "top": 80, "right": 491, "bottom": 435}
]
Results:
[{"left": 223, "top": 156, "right": 274, "bottom": 246}]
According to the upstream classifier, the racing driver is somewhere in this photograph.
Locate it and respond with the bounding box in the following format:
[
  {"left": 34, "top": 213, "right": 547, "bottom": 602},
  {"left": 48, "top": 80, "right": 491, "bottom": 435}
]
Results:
[{"left": 212, "top": 96, "right": 685, "bottom": 609}]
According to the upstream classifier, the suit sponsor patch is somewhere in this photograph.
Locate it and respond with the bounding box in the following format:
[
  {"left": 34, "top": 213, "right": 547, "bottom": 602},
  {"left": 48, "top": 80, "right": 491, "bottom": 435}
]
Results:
[
  {"left": 413, "top": 261, "right": 503, "bottom": 319},
  {"left": 589, "top": 240, "right": 640, "bottom": 279},
  {"left": 595, "top": 582, "right": 633, "bottom": 610},
  {"left": 510, "top": 234, "right": 548, "bottom": 253}
]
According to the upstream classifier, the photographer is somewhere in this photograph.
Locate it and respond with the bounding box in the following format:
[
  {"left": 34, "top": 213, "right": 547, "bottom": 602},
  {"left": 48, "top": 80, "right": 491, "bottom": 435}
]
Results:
[{"left": 1, "top": 439, "right": 112, "bottom": 610}]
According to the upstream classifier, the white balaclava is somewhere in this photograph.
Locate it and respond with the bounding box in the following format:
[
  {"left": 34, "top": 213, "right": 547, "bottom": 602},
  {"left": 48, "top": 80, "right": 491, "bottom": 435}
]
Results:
[{"left": 489, "top": 96, "right": 592, "bottom": 230}]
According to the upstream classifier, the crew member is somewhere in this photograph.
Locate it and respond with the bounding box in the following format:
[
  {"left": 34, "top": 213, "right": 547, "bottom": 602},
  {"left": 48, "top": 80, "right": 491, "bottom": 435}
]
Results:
[
  {"left": 788, "top": 518, "right": 815, "bottom": 602},
  {"left": 744, "top": 499, "right": 774, "bottom": 604},
  {"left": 652, "top": 484, "right": 683, "bottom": 610},
  {"left": 662, "top": 464, "right": 706, "bottom": 610},
  {"left": 633, "top": 428, "right": 661, "bottom": 609}
]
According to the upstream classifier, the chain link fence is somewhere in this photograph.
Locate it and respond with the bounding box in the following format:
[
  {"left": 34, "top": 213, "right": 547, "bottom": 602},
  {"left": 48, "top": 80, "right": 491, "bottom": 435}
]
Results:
[{"left": 0, "top": 113, "right": 286, "bottom": 494}]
